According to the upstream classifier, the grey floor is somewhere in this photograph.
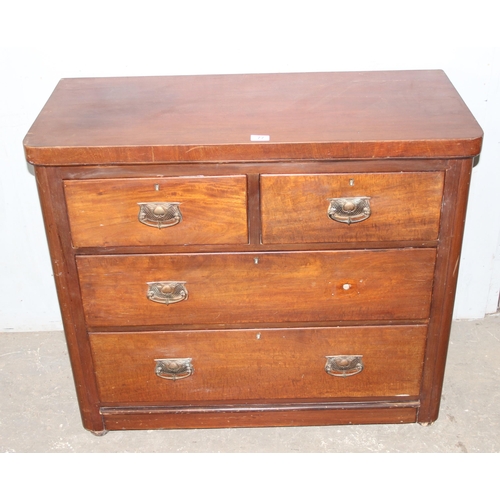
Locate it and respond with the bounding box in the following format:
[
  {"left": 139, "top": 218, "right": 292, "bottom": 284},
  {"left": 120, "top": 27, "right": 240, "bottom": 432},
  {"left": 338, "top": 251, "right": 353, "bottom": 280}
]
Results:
[{"left": 1, "top": 315, "right": 499, "bottom": 453}]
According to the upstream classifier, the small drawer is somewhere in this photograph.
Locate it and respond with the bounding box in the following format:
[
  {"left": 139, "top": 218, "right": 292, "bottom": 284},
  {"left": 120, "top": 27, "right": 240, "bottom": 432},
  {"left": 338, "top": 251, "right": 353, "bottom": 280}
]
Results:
[
  {"left": 89, "top": 326, "right": 427, "bottom": 404},
  {"left": 64, "top": 175, "right": 248, "bottom": 247},
  {"left": 261, "top": 171, "right": 444, "bottom": 244},
  {"left": 77, "top": 249, "right": 436, "bottom": 328}
]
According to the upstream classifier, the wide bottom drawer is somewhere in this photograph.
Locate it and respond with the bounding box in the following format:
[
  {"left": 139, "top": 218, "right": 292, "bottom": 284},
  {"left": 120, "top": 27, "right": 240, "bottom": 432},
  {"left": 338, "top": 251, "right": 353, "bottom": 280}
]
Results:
[{"left": 90, "top": 326, "right": 427, "bottom": 405}]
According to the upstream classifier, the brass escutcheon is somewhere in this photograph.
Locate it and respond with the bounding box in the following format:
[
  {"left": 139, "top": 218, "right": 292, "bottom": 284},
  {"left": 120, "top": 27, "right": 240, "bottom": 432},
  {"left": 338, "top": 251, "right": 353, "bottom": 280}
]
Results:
[
  {"left": 147, "top": 281, "right": 188, "bottom": 305},
  {"left": 327, "top": 197, "right": 371, "bottom": 225},
  {"left": 155, "top": 358, "right": 194, "bottom": 381},
  {"left": 137, "top": 202, "right": 182, "bottom": 228},
  {"left": 325, "top": 355, "right": 364, "bottom": 377}
]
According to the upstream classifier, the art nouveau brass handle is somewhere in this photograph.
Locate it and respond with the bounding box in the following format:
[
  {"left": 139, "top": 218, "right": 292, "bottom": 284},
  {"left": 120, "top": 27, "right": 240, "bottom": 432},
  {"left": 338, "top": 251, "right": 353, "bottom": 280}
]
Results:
[
  {"left": 325, "top": 355, "right": 364, "bottom": 377},
  {"left": 137, "top": 202, "right": 182, "bottom": 228},
  {"left": 155, "top": 358, "right": 194, "bottom": 381},
  {"left": 327, "top": 197, "right": 371, "bottom": 225},
  {"left": 147, "top": 281, "right": 188, "bottom": 305}
]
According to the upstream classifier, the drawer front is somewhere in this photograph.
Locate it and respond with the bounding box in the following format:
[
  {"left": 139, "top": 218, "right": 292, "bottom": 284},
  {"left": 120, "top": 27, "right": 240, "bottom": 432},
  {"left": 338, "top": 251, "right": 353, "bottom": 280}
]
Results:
[
  {"left": 77, "top": 249, "right": 436, "bottom": 328},
  {"left": 261, "top": 172, "right": 444, "bottom": 244},
  {"left": 64, "top": 175, "right": 248, "bottom": 247},
  {"left": 90, "top": 326, "right": 427, "bottom": 404}
]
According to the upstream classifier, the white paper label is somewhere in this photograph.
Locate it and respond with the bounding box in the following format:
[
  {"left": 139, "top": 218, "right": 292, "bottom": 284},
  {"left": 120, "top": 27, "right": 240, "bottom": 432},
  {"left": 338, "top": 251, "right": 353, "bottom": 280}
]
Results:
[{"left": 250, "top": 135, "right": 270, "bottom": 142}]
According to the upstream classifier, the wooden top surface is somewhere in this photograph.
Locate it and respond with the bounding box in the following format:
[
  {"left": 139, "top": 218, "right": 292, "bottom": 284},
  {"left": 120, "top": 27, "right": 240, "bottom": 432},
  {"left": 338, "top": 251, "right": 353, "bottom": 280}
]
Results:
[{"left": 24, "top": 70, "right": 483, "bottom": 165}]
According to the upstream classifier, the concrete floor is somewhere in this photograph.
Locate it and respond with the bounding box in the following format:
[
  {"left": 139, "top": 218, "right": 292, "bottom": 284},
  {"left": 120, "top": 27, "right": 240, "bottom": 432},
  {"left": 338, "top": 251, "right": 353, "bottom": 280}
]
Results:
[{"left": 1, "top": 315, "right": 499, "bottom": 453}]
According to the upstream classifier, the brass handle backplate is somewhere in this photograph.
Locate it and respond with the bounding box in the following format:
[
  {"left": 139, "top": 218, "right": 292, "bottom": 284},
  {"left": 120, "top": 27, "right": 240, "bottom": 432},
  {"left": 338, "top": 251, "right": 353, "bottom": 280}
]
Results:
[
  {"left": 328, "top": 197, "right": 371, "bottom": 225},
  {"left": 138, "top": 202, "right": 182, "bottom": 228},
  {"left": 147, "top": 281, "right": 188, "bottom": 305},
  {"left": 325, "top": 355, "right": 364, "bottom": 377},
  {"left": 155, "top": 358, "right": 193, "bottom": 380}
]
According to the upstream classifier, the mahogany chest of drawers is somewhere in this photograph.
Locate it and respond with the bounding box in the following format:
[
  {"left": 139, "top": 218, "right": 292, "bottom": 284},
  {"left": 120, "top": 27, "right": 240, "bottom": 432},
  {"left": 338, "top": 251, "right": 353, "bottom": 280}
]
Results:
[{"left": 24, "top": 70, "right": 483, "bottom": 434}]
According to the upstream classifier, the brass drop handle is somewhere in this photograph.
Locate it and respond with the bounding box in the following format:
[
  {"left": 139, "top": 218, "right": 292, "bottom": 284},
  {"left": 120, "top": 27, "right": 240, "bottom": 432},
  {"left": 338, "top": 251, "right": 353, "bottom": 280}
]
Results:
[
  {"left": 147, "top": 281, "right": 188, "bottom": 305},
  {"left": 138, "top": 202, "right": 182, "bottom": 228},
  {"left": 325, "top": 355, "right": 364, "bottom": 377},
  {"left": 327, "top": 197, "right": 371, "bottom": 225},
  {"left": 155, "top": 358, "right": 194, "bottom": 380}
]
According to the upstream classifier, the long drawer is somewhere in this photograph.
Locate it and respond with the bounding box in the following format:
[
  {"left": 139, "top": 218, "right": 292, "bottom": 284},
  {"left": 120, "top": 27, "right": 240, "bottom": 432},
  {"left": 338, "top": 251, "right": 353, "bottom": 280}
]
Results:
[
  {"left": 261, "top": 172, "right": 444, "bottom": 244},
  {"left": 64, "top": 175, "right": 248, "bottom": 247},
  {"left": 77, "top": 249, "right": 436, "bottom": 328},
  {"left": 90, "top": 326, "right": 427, "bottom": 404}
]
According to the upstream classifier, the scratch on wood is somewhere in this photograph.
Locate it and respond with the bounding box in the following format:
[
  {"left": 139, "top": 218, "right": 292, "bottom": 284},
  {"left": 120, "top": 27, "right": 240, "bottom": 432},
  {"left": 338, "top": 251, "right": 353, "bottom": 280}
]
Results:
[
  {"left": 186, "top": 146, "right": 205, "bottom": 154},
  {"left": 453, "top": 258, "right": 459, "bottom": 277}
]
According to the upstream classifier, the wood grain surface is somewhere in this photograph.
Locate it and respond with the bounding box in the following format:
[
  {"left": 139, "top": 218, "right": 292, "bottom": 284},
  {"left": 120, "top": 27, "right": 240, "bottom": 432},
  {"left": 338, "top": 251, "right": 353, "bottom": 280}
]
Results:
[
  {"left": 77, "top": 249, "right": 436, "bottom": 328},
  {"left": 24, "top": 71, "right": 483, "bottom": 165},
  {"left": 261, "top": 171, "right": 444, "bottom": 243},
  {"left": 90, "top": 326, "right": 427, "bottom": 403},
  {"left": 65, "top": 175, "right": 248, "bottom": 247}
]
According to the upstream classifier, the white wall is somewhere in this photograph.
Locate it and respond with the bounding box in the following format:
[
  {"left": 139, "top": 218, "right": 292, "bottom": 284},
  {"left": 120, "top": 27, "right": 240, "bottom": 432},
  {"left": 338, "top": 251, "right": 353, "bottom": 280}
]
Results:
[{"left": 1, "top": 1, "right": 499, "bottom": 331}]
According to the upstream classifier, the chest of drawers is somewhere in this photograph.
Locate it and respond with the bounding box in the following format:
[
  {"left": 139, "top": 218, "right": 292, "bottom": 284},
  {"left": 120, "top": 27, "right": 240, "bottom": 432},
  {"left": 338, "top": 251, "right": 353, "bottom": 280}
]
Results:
[{"left": 24, "top": 70, "right": 483, "bottom": 434}]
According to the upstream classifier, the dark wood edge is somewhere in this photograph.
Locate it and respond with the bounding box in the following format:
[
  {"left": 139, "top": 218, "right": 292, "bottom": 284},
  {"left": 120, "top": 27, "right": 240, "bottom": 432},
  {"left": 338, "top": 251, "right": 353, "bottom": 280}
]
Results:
[
  {"left": 24, "top": 138, "right": 483, "bottom": 166},
  {"left": 32, "top": 158, "right": 457, "bottom": 176},
  {"left": 417, "top": 158, "right": 474, "bottom": 423},
  {"left": 101, "top": 407, "right": 418, "bottom": 430},
  {"left": 101, "top": 400, "right": 420, "bottom": 414},
  {"left": 87, "top": 320, "right": 429, "bottom": 333},
  {"left": 73, "top": 241, "right": 439, "bottom": 254},
  {"left": 247, "top": 173, "right": 261, "bottom": 245},
  {"left": 35, "top": 167, "right": 105, "bottom": 432},
  {"left": 101, "top": 396, "right": 420, "bottom": 415}
]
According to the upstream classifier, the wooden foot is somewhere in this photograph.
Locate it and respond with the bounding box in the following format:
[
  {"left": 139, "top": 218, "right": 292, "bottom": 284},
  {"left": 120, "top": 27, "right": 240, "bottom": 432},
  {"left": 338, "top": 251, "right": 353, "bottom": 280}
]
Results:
[
  {"left": 90, "top": 429, "right": 109, "bottom": 436},
  {"left": 418, "top": 421, "right": 434, "bottom": 427}
]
